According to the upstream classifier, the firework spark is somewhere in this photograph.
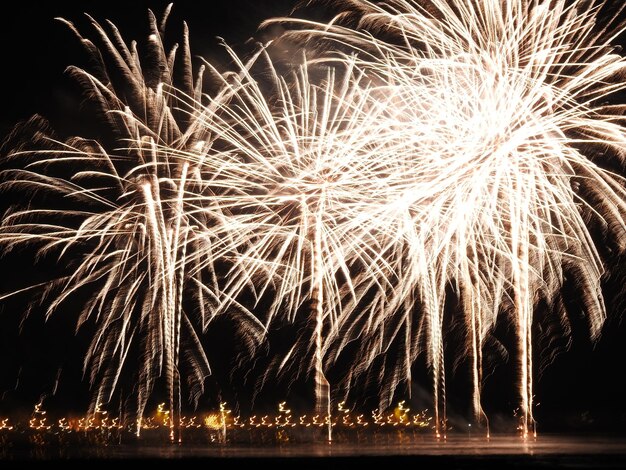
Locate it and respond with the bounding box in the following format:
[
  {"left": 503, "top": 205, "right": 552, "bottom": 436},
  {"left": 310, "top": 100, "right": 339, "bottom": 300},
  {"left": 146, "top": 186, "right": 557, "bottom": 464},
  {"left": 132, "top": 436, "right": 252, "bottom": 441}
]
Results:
[
  {"left": 191, "top": 48, "right": 412, "bottom": 440},
  {"left": 268, "top": 0, "right": 626, "bottom": 436},
  {"left": 0, "top": 8, "right": 264, "bottom": 438}
]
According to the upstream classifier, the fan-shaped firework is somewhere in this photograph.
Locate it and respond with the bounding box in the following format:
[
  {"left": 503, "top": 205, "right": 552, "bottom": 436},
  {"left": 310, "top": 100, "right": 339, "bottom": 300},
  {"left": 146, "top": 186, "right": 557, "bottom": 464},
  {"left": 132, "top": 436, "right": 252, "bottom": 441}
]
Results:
[
  {"left": 194, "top": 50, "right": 413, "bottom": 439},
  {"left": 269, "top": 0, "right": 626, "bottom": 436},
  {"left": 0, "top": 9, "right": 265, "bottom": 439}
]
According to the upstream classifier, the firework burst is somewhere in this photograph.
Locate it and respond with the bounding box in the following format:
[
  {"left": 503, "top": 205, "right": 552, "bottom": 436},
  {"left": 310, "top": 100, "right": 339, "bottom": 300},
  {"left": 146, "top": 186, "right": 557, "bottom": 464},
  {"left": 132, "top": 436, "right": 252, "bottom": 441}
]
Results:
[
  {"left": 0, "top": 8, "right": 265, "bottom": 439},
  {"left": 268, "top": 0, "right": 626, "bottom": 436},
  {"left": 189, "top": 47, "right": 419, "bottom": 439}
]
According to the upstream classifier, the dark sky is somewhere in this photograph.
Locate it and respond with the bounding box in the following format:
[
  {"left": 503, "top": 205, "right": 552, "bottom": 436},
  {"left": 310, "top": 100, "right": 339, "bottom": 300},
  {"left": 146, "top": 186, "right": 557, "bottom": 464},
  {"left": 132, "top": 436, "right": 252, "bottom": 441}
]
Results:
[
  {"left": 0, "top": 0, "right": 301, "bottom": 137},
  {"left": 1, "top": 0, "right": 626, "bottom": 433}
]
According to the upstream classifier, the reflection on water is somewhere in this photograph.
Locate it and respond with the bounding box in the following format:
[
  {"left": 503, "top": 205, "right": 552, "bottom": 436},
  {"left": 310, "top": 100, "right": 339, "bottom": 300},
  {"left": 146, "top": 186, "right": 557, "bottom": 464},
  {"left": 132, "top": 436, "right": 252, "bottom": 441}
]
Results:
[{"left": 2, "top": 435, "right": 626, "bottom": 464}]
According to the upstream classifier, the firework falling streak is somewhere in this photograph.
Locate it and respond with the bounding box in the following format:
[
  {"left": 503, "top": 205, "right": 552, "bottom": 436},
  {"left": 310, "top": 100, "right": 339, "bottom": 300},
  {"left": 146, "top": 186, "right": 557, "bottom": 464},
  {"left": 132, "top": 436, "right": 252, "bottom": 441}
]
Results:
[
  {"left": 194, "top": 49, "right": 412, "bottom": 440},
  {"left": 269, "top": 0, "right": 626, "bottom": 436},
  {"left": 0, "top": 9, "right": 264, "bottom": 439}
]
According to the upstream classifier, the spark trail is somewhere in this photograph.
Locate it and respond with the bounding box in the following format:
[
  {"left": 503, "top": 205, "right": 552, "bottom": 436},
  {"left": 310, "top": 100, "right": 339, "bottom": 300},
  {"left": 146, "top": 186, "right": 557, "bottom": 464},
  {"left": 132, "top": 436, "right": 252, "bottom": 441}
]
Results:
[
  {"left": 0, "top": 8, "right": 264, "bottom": 438},
  {"left": 268, "top": 0, "right": 626, "bottom": 436},
  {"left": 195, "top": 51, "right": 408, "bottom": 440}
]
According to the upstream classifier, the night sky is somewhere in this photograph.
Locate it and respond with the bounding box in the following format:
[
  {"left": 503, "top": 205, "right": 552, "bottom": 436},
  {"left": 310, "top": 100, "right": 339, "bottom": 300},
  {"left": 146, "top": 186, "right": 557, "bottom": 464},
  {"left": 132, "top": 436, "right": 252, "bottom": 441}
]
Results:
[{"left": 1, "top": 1, "right": 626, "bottom": 433}]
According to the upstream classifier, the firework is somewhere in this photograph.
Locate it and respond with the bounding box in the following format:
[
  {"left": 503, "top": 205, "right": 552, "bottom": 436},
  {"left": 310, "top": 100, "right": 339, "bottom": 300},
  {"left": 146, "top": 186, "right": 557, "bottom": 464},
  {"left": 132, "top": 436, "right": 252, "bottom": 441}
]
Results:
[
  {"left": 192, "top": 47, "right": 412, "bottom": 440},
  {"left": 0, "top": 9, "right": 264, "bottom": 439},
  {"left": 266, "top": 0, "right": 626, "bottom": 436},
  {"left": 3, "top": 0, "right": 626, "bottom": 440}
]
